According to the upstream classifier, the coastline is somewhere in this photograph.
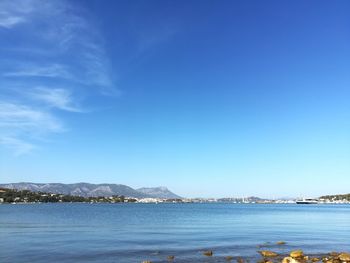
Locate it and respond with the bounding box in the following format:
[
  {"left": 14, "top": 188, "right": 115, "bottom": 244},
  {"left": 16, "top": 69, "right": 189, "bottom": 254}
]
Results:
[{"left": 140, "top": 249, "right": 350, "bottom": 263}]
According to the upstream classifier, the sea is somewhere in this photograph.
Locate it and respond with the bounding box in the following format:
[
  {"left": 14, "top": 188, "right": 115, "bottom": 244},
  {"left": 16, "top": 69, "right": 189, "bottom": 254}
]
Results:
[{"left": 1, "top": 203, "right": 350, "bottom": 263}]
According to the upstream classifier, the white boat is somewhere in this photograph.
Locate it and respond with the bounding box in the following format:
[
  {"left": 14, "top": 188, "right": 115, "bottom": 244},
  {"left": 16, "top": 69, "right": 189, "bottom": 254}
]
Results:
[{"left": 296, "top": 198, "right": 319, "bottom": 204}]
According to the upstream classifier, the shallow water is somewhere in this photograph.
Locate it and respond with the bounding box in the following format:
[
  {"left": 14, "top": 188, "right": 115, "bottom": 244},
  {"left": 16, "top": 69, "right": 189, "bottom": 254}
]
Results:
[{"left": 1, "top": 203, "right": 350, "bottom": 262}]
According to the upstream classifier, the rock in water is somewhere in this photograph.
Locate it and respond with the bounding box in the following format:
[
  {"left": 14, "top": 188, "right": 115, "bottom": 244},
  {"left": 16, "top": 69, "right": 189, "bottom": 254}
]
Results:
[
  {"left": 203, "top": 250, "right": 213, "bottom": 256},
  {"left": 277, "top": 241, "right": 286, "bottom": 245},
  {"left": 259, "top": 251, "right": 278, "bottom": 257},
  {"left": 330, "top": 252, "right": 340, "bottom": 257},
  {"left": 167, "top": 255, "right": 175, "bottom": 261},
  {"left": 290, "top": 250, "right": 304, "bottom": 258}
]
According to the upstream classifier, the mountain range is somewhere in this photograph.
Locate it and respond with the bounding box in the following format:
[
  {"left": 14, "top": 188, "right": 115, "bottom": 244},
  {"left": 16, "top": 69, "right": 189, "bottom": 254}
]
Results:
[{"left": 0, "top": 182, "right": 182, "bottom": 199}]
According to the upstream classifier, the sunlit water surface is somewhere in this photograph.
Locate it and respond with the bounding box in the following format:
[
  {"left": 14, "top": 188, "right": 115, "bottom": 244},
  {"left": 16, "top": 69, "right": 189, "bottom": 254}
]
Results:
[{"left": 1, "top": 203, "right": 350, "bottom": 262}]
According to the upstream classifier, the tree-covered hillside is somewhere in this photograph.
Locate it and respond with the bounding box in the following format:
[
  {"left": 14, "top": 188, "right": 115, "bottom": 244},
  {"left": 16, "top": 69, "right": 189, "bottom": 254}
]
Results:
[
  {"left": 320, "top": 193, "right": 350, "bottom": 201},
  {"left": 0, "top": 188, "right": 136, "bottom": 203}
]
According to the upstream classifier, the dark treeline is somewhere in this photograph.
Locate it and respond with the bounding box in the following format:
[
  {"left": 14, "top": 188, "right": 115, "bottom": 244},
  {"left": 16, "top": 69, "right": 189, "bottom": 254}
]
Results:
[{"left": 0, "top": 188, "right": 137, "bottom": 203}]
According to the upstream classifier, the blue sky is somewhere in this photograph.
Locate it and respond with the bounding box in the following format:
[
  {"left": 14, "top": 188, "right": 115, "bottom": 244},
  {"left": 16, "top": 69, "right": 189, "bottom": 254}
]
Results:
[{"left": 0, "top": 0, "right": 349, "bottom": 198}]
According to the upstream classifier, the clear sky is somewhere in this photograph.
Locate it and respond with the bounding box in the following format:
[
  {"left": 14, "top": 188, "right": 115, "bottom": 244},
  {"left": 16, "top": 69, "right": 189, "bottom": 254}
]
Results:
[{"left": 0, "top": 0, "right": 349, "bottom": 198}]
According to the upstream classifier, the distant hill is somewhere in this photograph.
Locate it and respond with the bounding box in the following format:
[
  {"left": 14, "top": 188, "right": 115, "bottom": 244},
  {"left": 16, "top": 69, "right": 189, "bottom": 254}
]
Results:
[
  {"left": 0, "top": 187, "right": 132, "bottom": 203},
  {"left": 320, "top": 193, "right": 350, "bottom": 201},
  {"left": 137, "top": 187, "right": 182, "bottom": 199},
  {"left": 0, "top": 183, "right": 181, "bottom": 199}
]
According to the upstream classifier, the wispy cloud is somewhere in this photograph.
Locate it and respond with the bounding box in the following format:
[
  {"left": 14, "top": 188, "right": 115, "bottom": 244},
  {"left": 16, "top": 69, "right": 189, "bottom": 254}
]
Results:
[
  {"left": 0, "top": 0, "right": 33, "bottom": 28},
  {"left": 3, "top": 64, "right": 72, "bottom": 79},
  {"left": 0, "top": 137, "right": 35, "bottom": 156},
  {"left": 25, "top": 87, "right": 82, "bottom": 113},
  {"left": 0, "top": 15, "right": 25, "bottom": 28},
  {"left": 0, "top": 0, "right": 116, "bottom": 155},
  {"left": 0, "top": 101, "right": 63, "bottom": 155},
  {"left": 0, "top": 102, "right": 63, "bottom": 133}
]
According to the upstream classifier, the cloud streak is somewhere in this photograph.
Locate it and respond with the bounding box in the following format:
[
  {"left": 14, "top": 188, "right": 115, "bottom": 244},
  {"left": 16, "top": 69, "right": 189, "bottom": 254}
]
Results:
[
  {"left": 0, "top": 102, "right": 63, "bottom": 133},
  {"left": 25, "top": 87, "right": 82, "bottom": 113},
  {"left": 0, "top": 0, "right": 115, "bottom": 155},
  {"left": 3, "top": 64, "right": 73, "bottom": 79},
  {"left": 0, "top": 102, "right": 63, "bottom": 155},
  {"left": 0, "top": 137, "right": 36, "bottom": 156},
  {"left": 0, "top": 15, "right": 25, "bottom": 28}
]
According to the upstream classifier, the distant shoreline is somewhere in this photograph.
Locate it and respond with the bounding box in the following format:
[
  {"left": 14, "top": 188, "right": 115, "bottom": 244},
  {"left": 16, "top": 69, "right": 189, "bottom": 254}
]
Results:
[
  {"left": 1, "top": 187, "right": 350, "bottom": 205},
  {"left": 2, "top": 202, "right": 350, "bottom": 206}
]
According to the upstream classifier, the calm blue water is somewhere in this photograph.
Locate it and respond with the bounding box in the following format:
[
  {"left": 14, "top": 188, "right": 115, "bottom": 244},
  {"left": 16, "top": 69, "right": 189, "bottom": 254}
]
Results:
[{"left": 1, "top": 203, "right": 350, "bottom": 262}]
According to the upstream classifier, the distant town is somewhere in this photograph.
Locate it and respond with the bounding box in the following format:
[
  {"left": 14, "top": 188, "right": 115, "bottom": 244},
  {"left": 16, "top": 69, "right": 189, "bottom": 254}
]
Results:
[{"left": 1, "top": 187, "right": 349, "bottom": 205}]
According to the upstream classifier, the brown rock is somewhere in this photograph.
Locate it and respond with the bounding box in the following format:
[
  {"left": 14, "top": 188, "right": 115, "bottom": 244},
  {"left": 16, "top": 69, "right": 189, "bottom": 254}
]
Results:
[
  {"left": 277, "top": 241, "right": 286, "bottom": 245},
  {"left": 142, "top": 261, "right": 152, "bottom": 263},
  {"left": 330, "top": 252, "right": 340, "bottom": 257},
  {"left": 167, "top": 255, "right": 175, "bottom": 261},
  {"left": 311, "top": 258, "right": 320, "bottom": 262},
  {"left": 225, "top": 256, "right": 234, "bottom": 261},
  {"left": 259, "top": 251, "right": 278, "bottom": 257},
  {"left": 203, "top": 250, "right": 213, "bottom": 256},
  {"left": 290, "top": 250, "right": 304, "bottom": 259},
  {"left": 339, "top": 253, "right": 350, "bottom": 262},
  {"left": 237, "top": 257, "right": 245, "bottom": 263}
]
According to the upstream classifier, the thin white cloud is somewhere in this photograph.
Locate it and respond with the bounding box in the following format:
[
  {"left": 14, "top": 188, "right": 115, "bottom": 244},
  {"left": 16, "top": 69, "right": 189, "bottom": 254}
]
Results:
[
  {"left": 25, "top": 87, "right": 82, "bottom": 112},
  {"left": 1, "top": 0, "right": 115, "bottom": 91},
  {"left": 0, "top": 137, "right": 35, "bottom": 156},
  {"left": 0, "top": 15, "right": 25, "bottom": 28},
  {"left": 0, "top": 0, "right": 35, "bottom": 28},
  {"left": 0, "top": 102, "right": 63, "bottom": 133},
  {"left": 3, "top": 64, "right": 72, "bottom": 79},
  {"left": 0, "top": 0, "right": 116, "bottom": 155}
]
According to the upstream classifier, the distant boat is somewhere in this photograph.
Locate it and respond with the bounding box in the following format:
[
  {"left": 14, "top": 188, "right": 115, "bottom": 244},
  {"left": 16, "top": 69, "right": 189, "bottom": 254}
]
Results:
[{"left": 296, "top": 198, "right": 319, "bottom": 204}]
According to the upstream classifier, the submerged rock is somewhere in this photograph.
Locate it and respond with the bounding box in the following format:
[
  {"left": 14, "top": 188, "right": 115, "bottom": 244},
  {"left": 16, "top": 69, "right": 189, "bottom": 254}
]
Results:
[
  {"left": 277, "top": 241, "right": 286, "bottom": 245},
  {"left": 237, "top": 257, "right": 245, "bottom": 263},
  {"left": 259, "top": 250, "right": 278, "bottom": 257},
  {"left": 167, "top": 255, "right": 175, "bottom": 261},
  {"left": 203, "top": 250, "right": 213, "bottom": 256},
  {"left": 290, "top": 250, "right": 304, "bottom": 259},
  {"left": 225, "top": 256, "right": 234, "bottom": 261}
]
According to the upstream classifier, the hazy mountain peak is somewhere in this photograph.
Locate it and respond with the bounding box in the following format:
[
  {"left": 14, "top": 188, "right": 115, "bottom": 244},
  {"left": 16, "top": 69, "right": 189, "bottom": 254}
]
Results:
[
  {"left": 0, "top": 182, "right": 181, "bottom": 199},
  {"left": 137, "top": 187, "right": 182, "bottom": 199}
]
